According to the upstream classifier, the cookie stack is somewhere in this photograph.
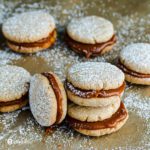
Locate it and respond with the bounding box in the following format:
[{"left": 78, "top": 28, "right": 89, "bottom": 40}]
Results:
[{"left": 66, "top": 62, "right": 128, "bottom": 136}]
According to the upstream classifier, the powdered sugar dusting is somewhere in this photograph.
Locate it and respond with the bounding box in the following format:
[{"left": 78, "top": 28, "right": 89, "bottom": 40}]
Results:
[
  {"left": 67, "top": 62, "right": 124, "bottom": 90},
  {"left": 0, "top": 49, "right": 21, "bottom": 65},
  {"left": 29, "top": 74, "right": 57, "bottom": 127},
  {"left": 120, "top": 43, "right": 150, "bottom": 74},
  {"left": 0, "top": 0, "right": 149, "bottom": 149},
  {"left": 124, "top": 86, "right": 150, "bottom": 120},
  {"left": 2, "top": 11, "right": 55, "bottom": 43},
  {"left": 67, "top": 16, "right": 114, "bottom": 44},
  {"left": 0, "top": 65, "right": 30, "bottom": 101},
  {"left": 0, "top": 4, "right": 6, "bottom": 24}
]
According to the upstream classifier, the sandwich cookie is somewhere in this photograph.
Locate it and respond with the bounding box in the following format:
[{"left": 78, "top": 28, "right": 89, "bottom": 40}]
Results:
[
  {"left": 68, "top": 102, "right": 128, "bottom": 136},
  {"left": 66, "top": 16, "right": 116, "bottom": 58},
  {"left": 0, "top": 65, "right": 30, "bottom": 112},
  {"left": 2, "top": 11, "right": 56, "bottom": 53},
  {"left": 29, "top": 72, "right": 67, "bottom": 127},
  {"left": 66, "top": 62, "right": 128, "bottom": 136},
  {"left": 66, "top": 62, "right": 125, "bottom": 107},
  {"left": 119, "top": 43, "right": 150, "bottom": 85}
]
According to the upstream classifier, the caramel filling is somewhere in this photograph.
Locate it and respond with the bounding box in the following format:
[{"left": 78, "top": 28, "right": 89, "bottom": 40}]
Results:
[
  {"left": 42, "top": 73, "right": 63, "bottom": 124},
  {"left": 65, "top": 33, "right": 116, "bottom": 58},
  {"left": 67, "top": 102, "right": 127, "bottom": 130},
  {"left": 0, "top": 93, "right": 28, "bottom": 107},
  {"left": 66, "top": 81, "right": 125, "bottom": 98},
  {"left": 7, "top": 30, "right": 56, "bottom": 48},
  {"left": 118, "top": 60, "right": 150, "bottom": 78}
]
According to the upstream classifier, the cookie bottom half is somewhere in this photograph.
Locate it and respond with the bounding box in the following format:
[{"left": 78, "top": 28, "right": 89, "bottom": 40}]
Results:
[
  {"left": 0, "top": 99, "right": 28, "bottom": 112},
  {"left": 7, "top": 30, "right": 57, "bottom": 53}
]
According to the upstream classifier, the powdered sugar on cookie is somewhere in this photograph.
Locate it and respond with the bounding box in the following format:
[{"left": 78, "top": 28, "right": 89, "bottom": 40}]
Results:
[
  {"left": 2, "top": 11, "right": 55, "bottom": 43},
  {"left": 29, "top": 74, "right": 57, "bottom": 126},
  {"left": 120, "top": 43, "right": 150, "bottom": 74},
  {"left": 0, "top": 65, "right": 30, "bottom": 101},
  {"left": 67, "top": 16, "right": 114, "bottom": 44},
  {"left": 0, "top": 1, "right": 149, "bottom": 149},
  {"left": 67, "top": 62, "right": 124, "bottom": 90},
  {"left": 68, "top": 101, "right": 120, "bottom": 122}
]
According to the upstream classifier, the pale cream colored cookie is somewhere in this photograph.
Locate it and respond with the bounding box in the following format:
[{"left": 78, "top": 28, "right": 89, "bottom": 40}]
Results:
[
  {"left": 68, "top": 100, "right": 120, "bottom": 122},
  {"left": 0, "top": 65, "right": 30, "bottom": 112},
  {"left": 120, "top": 43, "right": 150, "bottom": 74},
  {"left": 0, "top": 65, "right": 30, "bottom": 102},
  {"left": 29, "top": 74, "right": 57, "bottom": 126},
  {"left": 67, "top": 62, "right": 125, "bottom": 90},
  {"left": 29, "top": 72, "right": 67, "bottom": 127},
  {"left": 67, "top": 16, "right": 114, "bottom": 44},
  {"left": 2, "top": 11, "right": 55, "bottom": 43},
  {"left": 119, "top": 43, "right": 150, "bottom": 85},
  {"left": 2, "top": 11, "right": 56, "bottom": 53}
]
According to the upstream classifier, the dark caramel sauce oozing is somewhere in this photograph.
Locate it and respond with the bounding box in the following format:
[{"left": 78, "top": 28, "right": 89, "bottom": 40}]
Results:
[
  {"left": 0, "top": 93, "right": 28, "bottom": 107},
  {"left": 42, "top": 72, "right": 63, "bottom": 124},
  {"left": 66, "top": 81, "right": 125, "bottom": 98},
  {"left": 118, "top": 60, "right": 150, "bottom": 78},
  {"left": 8, "top": 30, "right": 56, "bottom": 48},
  {"left": 65, "top": 33, "right": 116, "bottom": 58}
]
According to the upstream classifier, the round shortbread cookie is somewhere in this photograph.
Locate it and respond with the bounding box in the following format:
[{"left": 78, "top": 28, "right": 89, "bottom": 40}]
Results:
[
  {"left": 67, "top": 62, "right": 125, "bottom": 90},
  {"left": 68, "top": 100, "right": 120, "bottom": 122},
  {"left": 67, "top": 89, "right": 122, "bottom": 107},
  {"left": 29, "top": 73, "right": 67, "bottom": 126},
  {"left": 75, "top": 113, "right": 128, "bottom": 137},
  {"left": 29, "top": 74, "right": 57, "bottom": 127},
  {"left": 120, "top": 43, "right": 150, "bottom": 74},
  {"left": 67, "top": 16, "right": 114, "bottom": 44},
  {"left": 2, "top": 11, "right": 55, "bottom": 43},
  {"left": 125, "top": 74, "right": 150, "bottom": 85},
  {"left": 0, "top": 65, "right": 30, "bottom": 102}
]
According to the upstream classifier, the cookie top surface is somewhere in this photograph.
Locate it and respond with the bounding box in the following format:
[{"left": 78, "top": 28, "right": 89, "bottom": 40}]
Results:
[
  {"left": 68, "top": 100, "right": 120, "bottom": 122},
  {"left": 29, "top": 74, "right": 57, "bottom": 126},
  {"left": 67, "top": 16, "right": 114, "bottom": 44},
  {"left": 67, "top": 62, "right": 124, "bottom": 90},
  {"left": 2, "top": 11, "right": 55, "bottom": 43},
  {"left": 0, "top": 65, "right": 30, "bottom": 102},
  {"left": 120, "top": 43, "right": 150, "bottom": 74}
]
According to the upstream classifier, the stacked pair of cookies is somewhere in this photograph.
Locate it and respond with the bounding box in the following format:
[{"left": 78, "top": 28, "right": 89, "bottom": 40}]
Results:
[
  {"left": 66, "top": 62, "right": 128, "bottom": 136},
  {"left": 0, "top": 62, "right": 129, "bottom": 137}
]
